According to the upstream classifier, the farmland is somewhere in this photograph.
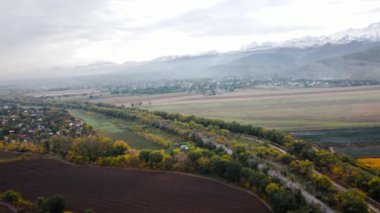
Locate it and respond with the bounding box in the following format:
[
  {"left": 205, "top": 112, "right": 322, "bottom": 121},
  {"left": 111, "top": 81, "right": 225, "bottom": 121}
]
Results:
[
  {"left": 357, "top": 158, "right": 380, "bottom": 170},
  {"left": 91, "top": 86, "right": 380, "bottom": 131},
  {"left": 70, "top": 110, "right": 166, "bottom": 150},
  {"left": 2, "top": 103, "right": 380, "bottom": 212},
  {"left": 291, "top": 127, "right": 380, "bottom": 147},
  {"left": 0, "top": 158, "right": 270, "bottom": 213},
  {"left": 291, "top": 127, "right": 380, "bottom": 157},
  {"left": 89, "top": 86, "right": 380, "bottom": 158}
]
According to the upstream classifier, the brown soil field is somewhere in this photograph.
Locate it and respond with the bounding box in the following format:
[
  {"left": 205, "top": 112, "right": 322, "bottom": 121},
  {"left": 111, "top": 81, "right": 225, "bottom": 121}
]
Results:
[
  {"left": 0, "top": 205, "right": 13, "bottom": 213},
  {"left": 0, "top": 159, "right": 270, "bottom": 213}
]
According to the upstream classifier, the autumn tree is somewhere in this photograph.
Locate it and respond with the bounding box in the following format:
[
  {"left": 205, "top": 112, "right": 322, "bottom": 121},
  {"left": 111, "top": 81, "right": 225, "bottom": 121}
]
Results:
[
  {"left": 2, "top": 190, "right": 21, "bottom": 203},
  {"left": 290, "top": 160, "right": 314, "bottom": 177},
  {"left": 112, "top": 140, "right": 131, "bottom": 155},
  {"left": 337, "top": 189, "right": 368, "bottom": 213}
]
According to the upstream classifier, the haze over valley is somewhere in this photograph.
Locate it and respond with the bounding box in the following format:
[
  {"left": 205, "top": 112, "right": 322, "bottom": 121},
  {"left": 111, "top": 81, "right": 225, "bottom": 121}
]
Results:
[{"left": 1, "top": 1, "right": 380, "bottom": 213}]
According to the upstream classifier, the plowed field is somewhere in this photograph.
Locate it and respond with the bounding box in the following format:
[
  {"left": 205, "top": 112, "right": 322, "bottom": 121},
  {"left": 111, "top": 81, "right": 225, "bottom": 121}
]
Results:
[{"left": 0, "top": 159, "right": 270, "bottom": 213}]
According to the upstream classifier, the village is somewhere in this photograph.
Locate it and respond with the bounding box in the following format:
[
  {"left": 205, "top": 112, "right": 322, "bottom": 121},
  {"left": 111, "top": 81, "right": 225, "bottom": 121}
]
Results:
[{"left": 0, "top": 104, "right": 92, "bottom": 144}]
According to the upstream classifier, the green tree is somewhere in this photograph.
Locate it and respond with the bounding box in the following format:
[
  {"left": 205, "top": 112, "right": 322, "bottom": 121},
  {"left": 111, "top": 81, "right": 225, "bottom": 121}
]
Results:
[
  {"left": 51, "top": 136, "right": 73, "bottom": 157},
  {"left": 139, "top": 150, "right": 151, "bottom": 163},
  {"left": 211, "top": 157, "right": 241, "bottom": 182},
  {"left": 337, "top": 189, "right": 368, "bottom": 213},
  {"left": 70, "top": 136, "right": 114, "bottom": 161},
  {"left": 290, "top": 160, "right": 314, "bottom": 177},
  {"left": 48, "top": 195, "right": 65, "bottom": 213},
  {"left": 266, "top": 186, "right": 305, "bottom": 213},
  {"left": 35, "top": 197, "right": 49, "bottom": 213},
  {"left": 368, "top": 177, "right": 380, "bottom": 200},
  {"left": 149, "top": 150, "right": 164, "bottom": 167},
  {"left": 112, "top": 140, "right": 131, "bottom": 155},
  {"left": 2, "top": 190, "right": 21, "bottom": 203},
  {"left": 311, "top": 174, "right": 334, "bottom": 192}
]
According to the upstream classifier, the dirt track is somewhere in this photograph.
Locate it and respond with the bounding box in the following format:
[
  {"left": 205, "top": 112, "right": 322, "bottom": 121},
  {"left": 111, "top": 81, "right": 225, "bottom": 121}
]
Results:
[{"left": 0, "top": 159, "right": 270, "bottom": 213}]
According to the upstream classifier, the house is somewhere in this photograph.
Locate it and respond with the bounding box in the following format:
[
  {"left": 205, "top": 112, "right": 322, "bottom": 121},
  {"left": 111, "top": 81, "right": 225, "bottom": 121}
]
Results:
[{"left": 180, "top": 144, "right": 189, "bottom": 151}]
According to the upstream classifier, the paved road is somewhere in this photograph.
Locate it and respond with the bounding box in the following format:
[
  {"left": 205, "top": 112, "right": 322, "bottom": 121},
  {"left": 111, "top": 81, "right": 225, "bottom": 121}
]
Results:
[
  {"left": 267, "top": 169, "right": 335, "bottom": 213},
  {"left": 218, "top": 134, "right": 335, "bottom": 212},
  {"left": 201, "top": 136, "right": 233, "bottom": 155},
  {"left": 237, "top": 134, "right": 380, "bottom": 213}
]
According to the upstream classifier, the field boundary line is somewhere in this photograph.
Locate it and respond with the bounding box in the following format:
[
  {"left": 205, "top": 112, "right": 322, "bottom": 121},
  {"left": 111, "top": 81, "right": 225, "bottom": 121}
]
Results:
[{"left": 0, "top": 200, "right": 18, "bottom": 213}]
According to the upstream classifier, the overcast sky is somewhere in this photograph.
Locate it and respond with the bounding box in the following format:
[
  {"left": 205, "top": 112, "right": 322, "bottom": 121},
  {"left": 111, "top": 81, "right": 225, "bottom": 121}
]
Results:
[{"left": 1, "top": 0, "right": 380, "bottom": 75}]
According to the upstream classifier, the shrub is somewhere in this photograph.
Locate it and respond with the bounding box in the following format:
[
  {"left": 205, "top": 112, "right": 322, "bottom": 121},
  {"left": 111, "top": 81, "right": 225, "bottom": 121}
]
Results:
[{"left": 2, "top": 190, "right": 22, "bottom": 203}]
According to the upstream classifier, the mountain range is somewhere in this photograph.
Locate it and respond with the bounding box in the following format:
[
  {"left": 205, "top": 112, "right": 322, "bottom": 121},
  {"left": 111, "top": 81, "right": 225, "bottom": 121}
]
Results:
[
  {"left": 19, "top": 22, "right": 380, "bottom": 85},
  {"left": 99, "top": 22, "right": 380, "bottom": 82}
]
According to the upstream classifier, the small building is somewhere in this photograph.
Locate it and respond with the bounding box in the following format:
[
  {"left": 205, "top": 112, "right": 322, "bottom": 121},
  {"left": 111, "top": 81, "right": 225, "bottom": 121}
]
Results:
[{"left": 180, "top": 144, "right": 189, "bottom": 151}]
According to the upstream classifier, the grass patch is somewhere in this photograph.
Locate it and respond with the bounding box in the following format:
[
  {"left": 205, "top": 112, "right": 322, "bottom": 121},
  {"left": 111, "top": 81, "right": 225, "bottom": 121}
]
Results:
[
  {"left": 291, "top": 127, "right": 380, "bottom": 147},
  {"left": 292, "top": 127, "right": 380, "bottom": 158},
  {"left": 336, "top": 145, "right": 380, "bottom": 158},
  {"left": 70, "top": 110, "right": 165, "bottom": 150}
]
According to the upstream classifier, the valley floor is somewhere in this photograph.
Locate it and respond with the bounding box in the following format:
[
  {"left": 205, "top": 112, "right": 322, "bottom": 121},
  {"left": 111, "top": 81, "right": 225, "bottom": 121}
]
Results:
[
  {"left": 91, "top": 85, "right": 380, "bottom": 131},
  {"left": 88, "top": 86, "right": 380, "bottom": 158}
]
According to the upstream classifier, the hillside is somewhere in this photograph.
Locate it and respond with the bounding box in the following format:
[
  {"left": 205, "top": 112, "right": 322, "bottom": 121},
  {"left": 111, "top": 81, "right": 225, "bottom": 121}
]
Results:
[
  {"left": 93, "top": 22, "right": 380, "bottom": 81},
  {"left": 103, "top": 41, "right": 380, "bottom": 81}
]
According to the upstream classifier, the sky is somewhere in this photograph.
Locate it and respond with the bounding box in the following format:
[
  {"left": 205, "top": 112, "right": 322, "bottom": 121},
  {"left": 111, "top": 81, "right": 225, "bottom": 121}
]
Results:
[{"left": 1, "top": 0, "right": 380, "bottom": 76}]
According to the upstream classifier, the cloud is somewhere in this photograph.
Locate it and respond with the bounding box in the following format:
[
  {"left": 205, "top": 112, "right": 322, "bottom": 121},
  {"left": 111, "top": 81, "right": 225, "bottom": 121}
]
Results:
[
  {"left": 150, "top": 0, "right": 304, "bottom": 37},
  {"left": 0, "top": 0, "right": 379, "bottom": 77},
  {"left": 359, "top": 7, "right": 380, "bottom": 14}
]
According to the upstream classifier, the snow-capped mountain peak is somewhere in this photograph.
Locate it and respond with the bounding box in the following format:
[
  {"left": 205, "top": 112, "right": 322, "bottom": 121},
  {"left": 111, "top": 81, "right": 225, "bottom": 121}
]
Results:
[
  {"left": 331, "top": 22, "right": 380, "bottom": 43},
  {"left": 246, "top": 22, "right": 380, "bottom": 50}
]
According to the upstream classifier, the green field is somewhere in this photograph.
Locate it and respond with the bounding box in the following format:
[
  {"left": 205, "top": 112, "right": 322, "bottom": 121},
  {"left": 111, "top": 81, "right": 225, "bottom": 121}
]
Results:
[
  {"left": 70, "top": 110, "right": 165, "bottom": 150},
  {"left": 337, "top": 146, "right": 380, "bottom": 158},
  {"left": 292, "top": 127, "right": 380, "bottom": 146},
  {"left": 292, "top": 128, "right": 380, "bottom": 158}
]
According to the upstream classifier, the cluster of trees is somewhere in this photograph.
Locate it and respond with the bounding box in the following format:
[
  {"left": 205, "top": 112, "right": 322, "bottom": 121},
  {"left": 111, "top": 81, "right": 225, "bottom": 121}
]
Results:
[
  {"left": 110, "top": 85, "right": 187, "bottom": 95},
  {"left": 0, "top": 140, "right": 43, "bottom": 153},
  {"left": 1, "top": 190, "right": 71, "bottom": 213},
  {"left": 47, "top": 136, "right": 131, "bottom": 163},
  {"left": 286, "top": 140, "right": 380, "bottom": 202},
  {"left": 337, "top": 189, "right": 369, "bottom": 213}
]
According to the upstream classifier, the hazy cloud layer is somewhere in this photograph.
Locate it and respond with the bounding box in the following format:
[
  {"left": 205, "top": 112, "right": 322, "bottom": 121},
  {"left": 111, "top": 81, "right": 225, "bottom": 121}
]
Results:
[{"left": 0, "top": 0, "right": 379, "bottom": 77}]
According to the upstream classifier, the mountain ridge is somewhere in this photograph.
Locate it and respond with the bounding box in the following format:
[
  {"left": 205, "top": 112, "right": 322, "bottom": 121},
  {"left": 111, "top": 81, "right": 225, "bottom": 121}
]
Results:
[{"left": 7, "top": 22, "right": 380, "bottom": 83}]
